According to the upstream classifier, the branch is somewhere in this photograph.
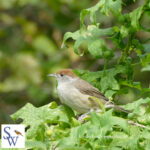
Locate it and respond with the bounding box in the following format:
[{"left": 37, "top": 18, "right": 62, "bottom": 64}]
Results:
[{"left": 127, "top": 120, "right": 150, "bottom": 130}]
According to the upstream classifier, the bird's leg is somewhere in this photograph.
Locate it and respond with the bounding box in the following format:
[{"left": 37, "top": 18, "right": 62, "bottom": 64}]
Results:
[
  {"left": 78, "top": 109, "right": 102, "bottom": 121},
  {"left": 105, "top": 104, "right": 114, "bottom": 109},
  {"left": 95, "top": 109, "right": 102, "bottom": 113},
  {"left": 78, "top": 109, "right": 94, "bottom": 121}
]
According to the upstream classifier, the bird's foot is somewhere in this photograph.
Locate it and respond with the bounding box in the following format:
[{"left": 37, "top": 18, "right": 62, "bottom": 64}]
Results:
[
  {"left": 78, "top": 109, "right": 102, "bottom": 121},
  {"left": 78, "top": 109, "right": 93, "bottom": 121}
]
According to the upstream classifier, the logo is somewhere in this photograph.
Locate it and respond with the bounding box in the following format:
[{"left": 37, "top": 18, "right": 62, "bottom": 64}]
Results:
[{"left": 1, "top": 124, "right": 25, "bottom": 148}]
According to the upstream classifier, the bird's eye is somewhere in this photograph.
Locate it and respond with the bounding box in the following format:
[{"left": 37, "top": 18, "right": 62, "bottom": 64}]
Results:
[{"left": 60, "top": 74, "right": 64, "bottom": 77}]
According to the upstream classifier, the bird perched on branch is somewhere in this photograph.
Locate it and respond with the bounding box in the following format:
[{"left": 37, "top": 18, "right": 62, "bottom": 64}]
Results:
[{"left": 48, "top": 69, "right": 129, "bottom": 117}]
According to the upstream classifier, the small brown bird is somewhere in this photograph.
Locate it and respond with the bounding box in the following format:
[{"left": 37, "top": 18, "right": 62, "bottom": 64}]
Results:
[
  {"left": 14, "top": 130, "right": 23, "bottom": 136},
  {"left": 48, "top": 69, "right": 129, "bottom": 115}
]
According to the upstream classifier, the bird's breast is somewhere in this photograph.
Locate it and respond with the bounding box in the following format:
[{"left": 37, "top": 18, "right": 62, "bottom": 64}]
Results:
[{"left": 57, "top": 83, "right": 91, "bottom": 113}]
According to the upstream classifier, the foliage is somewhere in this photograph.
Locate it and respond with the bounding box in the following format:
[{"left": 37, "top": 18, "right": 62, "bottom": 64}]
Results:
[
  {"left": 0, "top": 0, "right": 93, "bottom": 123},
  {"left": 10, "top": 98, "right": 150, "bottom": 149},
  {"left": 1, "top": 0, "right": 150, "bottom": 149}
]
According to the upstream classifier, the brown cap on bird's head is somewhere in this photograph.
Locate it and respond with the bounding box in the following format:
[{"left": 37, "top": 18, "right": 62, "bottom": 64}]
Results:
[{"left": 56, "top": 69, "right": 77, "bottom": 78}]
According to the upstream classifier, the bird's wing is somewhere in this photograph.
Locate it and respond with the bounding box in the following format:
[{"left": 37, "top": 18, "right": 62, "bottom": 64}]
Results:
[
  {"left": 73, "top": 78, "right": 130, "bottom": 113},
  {"left": 73, "top": 78, "right": 109, "bottom": 104}
]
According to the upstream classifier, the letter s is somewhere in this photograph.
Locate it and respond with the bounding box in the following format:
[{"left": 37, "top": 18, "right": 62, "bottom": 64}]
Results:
[{"left": 3, "top": 126, "right": 11, "bottom": 138}]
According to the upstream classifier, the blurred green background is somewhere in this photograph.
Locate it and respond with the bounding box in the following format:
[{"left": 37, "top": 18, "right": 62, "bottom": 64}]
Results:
[
  {"left": 0, "top": 0, "right": 97, "bottom": 125},
  {"left": 0, "top": 0, "right": 150, "bottom": 125}
]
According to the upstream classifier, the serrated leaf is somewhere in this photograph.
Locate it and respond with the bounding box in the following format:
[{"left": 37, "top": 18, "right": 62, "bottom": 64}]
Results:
[
  {"left": 137, "top": 113, "right": 150, "bottom": 124},
  {"left": 129, "top": 6, "right": 143, "bottom": 29},
  {"left": 58, "top": 122, "right": 90, "bottom": 148},
  {"left": 74, "top": 69, "right": 103, "bottom": 81},
  {"left": 120, "top": 25, "right": 129, "bottom": 38},
  {"left": 87, "top": 39, "right": 105, "bottom": 58},
  {"left": 26, "top": 140, "right": 46, "bottom": 150},
  {"left": 62, "top": 30, "right": 80, "bottom": 48},
  {"left": 110, "top": 126, "right": 141, "bottom": 149},
  {"left": 80, "top": 0, "right": 121, "bottom": 26},
  {"left": 100, "top": 65, "right": 127, "bottom": 92},
  {"left": 101, "top": 75, "right": 119, "bottom": 92},
  {"left": 80, "top": 0, "right": 104, "bottom": 26},
  {"left": 123, "top": 97, "right": 150, "bottom": 121},
  {"left": 124, "top": 97, "right": 150, "bottom": 110},
  {"left": 91, "top": 110, "right": 129, "bottom": 133},
  {"left": 75, "top": 65, "right": 127, "bottom": 93},
  {"left": 121, "top": 81, "right": 141, "bottom": 90},
  {"left": 11, "top": 103, "right": 74, "bottom": 138},
  {"left": 62, "top": 25, "right": 114, "bottom": 57},
  {"left": 105, "top": 90, "right": 116, "bottom": 100},
  {"left": 101, "top": 0, "right": 122, "bottom": 16}
]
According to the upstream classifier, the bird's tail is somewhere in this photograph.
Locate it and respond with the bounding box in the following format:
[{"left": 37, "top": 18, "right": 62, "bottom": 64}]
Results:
[{"left": 105, "top": 104, "right": 131, "bottom": 113}]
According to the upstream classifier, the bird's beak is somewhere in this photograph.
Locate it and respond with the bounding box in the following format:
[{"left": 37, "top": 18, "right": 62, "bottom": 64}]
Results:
[{"left": 47, "top": 73, "right": 57, "bottom": 77}]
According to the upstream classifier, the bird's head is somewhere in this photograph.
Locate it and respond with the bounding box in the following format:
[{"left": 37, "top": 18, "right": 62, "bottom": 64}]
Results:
[{"left": 48, "top": 69, "right": 78, "bottom": 83}]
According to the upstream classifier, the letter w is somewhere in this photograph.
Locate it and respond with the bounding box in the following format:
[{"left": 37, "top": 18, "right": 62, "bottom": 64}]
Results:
[{"left": 6, "top": 136, "right": 19, "bottom": 146}]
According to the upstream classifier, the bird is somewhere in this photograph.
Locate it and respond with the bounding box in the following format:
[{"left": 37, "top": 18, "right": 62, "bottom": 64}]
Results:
[
  {"left": 48, "top": 69, "right": 129, "bottom": 116},
  {"left": 14, "top": 130, "right": 23, "bottom": 136}
]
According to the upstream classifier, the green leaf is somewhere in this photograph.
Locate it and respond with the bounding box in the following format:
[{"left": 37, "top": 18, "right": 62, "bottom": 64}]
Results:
[
  {"left": 11, "top": 102, "right": 74, "bottom": 138},
  {"left": 129, "top": 6, "right": 143, "bottom": 29},
  {"left": 75, "top": 65, "right": 127, "bottom": 93},
  {"left": 80, "top": 1, "right": 104, "bottom": 26},
  {"left": 57, "top": 122, "right": 90, "bottom": 148},
  {"left": 143, "top": 44, "right": 150, "bottom": 53},
  {"left": 101, "top": 75, "right": 119, "bottom": 92},
  {"left": 59, "top": 146, "right": 87, "bottom": 150},
  {"left": 87, "top": 39, "right": 105, "bottom": 58},
  {"left": 58, "top": 110, "right": 129, "bottom": 149},
  {"left": 100, "top": 65, "right": 127, "bottom": 92},
  {"left": 101, "top": 0, "right": 122, "bottom": 16},
  {"left": 110, "top": 126, "right": 141, "bottom": 149},
  {"left": 91, "top": 110, "right": 129, "bottom": 133},
  {"left": 80, "top": 9, "right": 90, "bottom": 27},
  {"left": 105, "top": 90, "right": 116, "bottom": 100},
  {"left": 62, "top": 25, "right": 114, "bottom": 57},
  {"left": 141, "top": 65, "right": 150, "bottom": 72},
  {"left": 80, "top": 0, "right": 121, "bottom": 26},
  {"left": 74, "top": 69, "right": 103, "bottom": 90},
  {"left": 141, "top": 53, "right": 150, "bottom": 66},
  {"left": 124, "top": 97, "right": 150, "bottom": 111},
  {"left": 49, "top": 101, "right": 58, "bottom": 109},
  {"left": 62, "top": 31, "right": 80, "bottom": 48},
  {"left": 137, "top": 113, "right": 150, "bottom": 124},
  {"left": 120, "top": 81, "right": 142, "bottom": 91},
  {"left": 26, "top": 140, "right": 47, "bottom": 150},
  {"left": 120, "top": 25, "right": 129, "bottom": 38},
  {"left": 74, "top": 69, "right": 103, "bottom": 82},
  {"left": 123, "top": 97, "right": 150, "bottom": 121}
]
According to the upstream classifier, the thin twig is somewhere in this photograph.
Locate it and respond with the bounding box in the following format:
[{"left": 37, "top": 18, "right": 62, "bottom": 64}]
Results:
[{"left": 127, "top": 120, "right": 150, "bottom": 130}]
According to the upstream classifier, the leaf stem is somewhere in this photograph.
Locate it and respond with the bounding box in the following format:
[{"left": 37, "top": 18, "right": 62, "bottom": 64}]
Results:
[
  {"left": 119, "top": 34, "right": 132, "bottom": 63},
  {"left": 103, "top": 59, "right": 108, "bottom": 76},
  {"left": 88, "top": 96, "right": 106, "bottom": 113}
]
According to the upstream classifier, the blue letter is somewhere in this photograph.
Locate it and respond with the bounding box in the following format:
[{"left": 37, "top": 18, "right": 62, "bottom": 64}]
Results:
[{"left": 3, "top": 126, "right": 19, "bottom": 146}]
